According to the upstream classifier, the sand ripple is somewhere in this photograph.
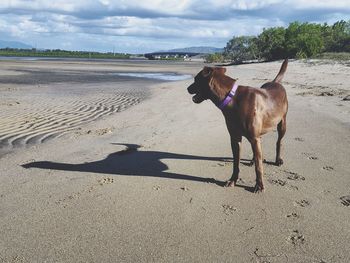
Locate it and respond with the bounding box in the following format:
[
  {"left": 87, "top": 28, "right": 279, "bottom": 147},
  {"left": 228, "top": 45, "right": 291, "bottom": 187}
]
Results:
[{"left": 0, "top": 92, "right": 143, "bottom": 148}]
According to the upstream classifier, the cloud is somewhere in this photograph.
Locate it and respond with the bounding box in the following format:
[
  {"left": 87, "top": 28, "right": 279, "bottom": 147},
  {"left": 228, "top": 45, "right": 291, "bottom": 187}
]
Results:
[
  {"left": 2, "top": 0, "right": 349, "bottom": 20},
  {"left": 0, "top": 0, "right": 349, "bottom": 53}
]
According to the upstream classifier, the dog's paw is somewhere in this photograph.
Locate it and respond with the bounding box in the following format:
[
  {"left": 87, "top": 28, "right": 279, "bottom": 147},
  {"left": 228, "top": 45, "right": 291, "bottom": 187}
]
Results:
[
  {"left": 275, "top": 158, "right": 284, "bottom": 166},
  {"left": 224, "top": 180, "right": 235, "bottom": 187},
  {"left": 254, "top": 183, "right": 265, "bottom": 193}
]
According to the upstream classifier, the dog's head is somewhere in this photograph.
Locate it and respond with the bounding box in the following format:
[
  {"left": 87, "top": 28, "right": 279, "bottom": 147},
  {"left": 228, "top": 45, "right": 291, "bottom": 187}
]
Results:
[{"left": 187, "top": 66, "right": 226, "bottom": 104}]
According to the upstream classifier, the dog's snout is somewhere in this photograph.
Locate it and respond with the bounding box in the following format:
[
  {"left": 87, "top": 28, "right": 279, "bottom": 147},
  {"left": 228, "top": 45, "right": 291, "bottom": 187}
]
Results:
[{"left": 187, "top": 83, "right": 197, "bottom": 94}]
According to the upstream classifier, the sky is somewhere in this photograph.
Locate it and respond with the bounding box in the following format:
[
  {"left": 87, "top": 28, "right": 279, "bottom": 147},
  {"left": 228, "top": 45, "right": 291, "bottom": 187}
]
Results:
[{"left": 0, "top": 0, "right": 349, "bottom": 54}]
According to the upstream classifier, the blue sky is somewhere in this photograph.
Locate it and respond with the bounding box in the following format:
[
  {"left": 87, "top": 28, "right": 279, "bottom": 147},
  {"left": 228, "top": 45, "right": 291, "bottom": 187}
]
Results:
[{"left": 0, "top": 0, "right": 349, "bottom": 53}]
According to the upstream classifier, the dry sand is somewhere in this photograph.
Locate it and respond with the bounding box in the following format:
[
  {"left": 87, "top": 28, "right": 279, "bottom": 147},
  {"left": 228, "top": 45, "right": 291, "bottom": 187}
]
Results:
[{"left": 0, "top": 59, "right": 349, "bottom": 262}]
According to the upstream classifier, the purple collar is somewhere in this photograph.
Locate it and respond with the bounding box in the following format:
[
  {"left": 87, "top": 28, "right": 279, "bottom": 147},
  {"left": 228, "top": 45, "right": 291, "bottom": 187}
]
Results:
[{"left": 218, "top": 82, "right": 238, "bottom": 110}]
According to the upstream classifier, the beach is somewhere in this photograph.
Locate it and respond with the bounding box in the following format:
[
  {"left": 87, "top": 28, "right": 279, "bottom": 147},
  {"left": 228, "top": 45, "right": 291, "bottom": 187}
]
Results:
[{"left": 0, "top": 58, "right": 349, "bottom": 262}]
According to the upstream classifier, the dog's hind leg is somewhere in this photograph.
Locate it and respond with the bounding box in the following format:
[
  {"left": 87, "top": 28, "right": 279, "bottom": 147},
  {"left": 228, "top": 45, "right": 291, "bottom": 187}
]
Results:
[
  {"left": 275, "top": 114, "right": 287, "bottom": 166},
  {"left": 225, "top": 135, "right": 242, "bottom": 187},
  {"left": 251, "top": 137, "right": 264, "bottom": 192}
]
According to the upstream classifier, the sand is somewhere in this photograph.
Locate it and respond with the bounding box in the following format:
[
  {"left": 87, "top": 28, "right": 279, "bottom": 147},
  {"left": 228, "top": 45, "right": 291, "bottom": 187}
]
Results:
[{"left": 0, "top": 59, "right": 349, "bottom": 262}]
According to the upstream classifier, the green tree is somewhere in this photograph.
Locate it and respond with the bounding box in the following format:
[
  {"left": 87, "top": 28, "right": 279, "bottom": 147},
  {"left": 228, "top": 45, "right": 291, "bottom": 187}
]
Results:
[
  {"left": 224, "top": 36, "right": 258, "bottom": 63},
  {"left": 204, "top": 53, "right": 225, "bottom": 63},
  {"left": 256, "top": 27, "right": 286, "bottom": 61},
  {"left": 285, "top": 22, "right": 324, "bottom": 58},
  {"left": 321, "top": 23, "right": 334, "bottom": 51},
  {"left": 222, "top": 20, "right": 350, "bottom": 63},
  {"left": 330, "top": 20, "right": 350, "bottom": 52}
]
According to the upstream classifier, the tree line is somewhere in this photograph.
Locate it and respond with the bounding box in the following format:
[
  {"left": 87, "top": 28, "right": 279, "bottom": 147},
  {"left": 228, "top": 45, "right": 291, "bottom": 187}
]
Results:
[
  {"left": 206, "top": 20, "right": 350, "bottom": 63},
  {"left": 0, "top": 48, "right": 130, "bottom": 59}
]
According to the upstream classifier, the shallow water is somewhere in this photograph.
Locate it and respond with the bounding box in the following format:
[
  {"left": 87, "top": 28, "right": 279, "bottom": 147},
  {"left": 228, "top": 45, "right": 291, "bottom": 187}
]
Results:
[{"left": 113, "top": 72, "right": 192, "bottom": 81}]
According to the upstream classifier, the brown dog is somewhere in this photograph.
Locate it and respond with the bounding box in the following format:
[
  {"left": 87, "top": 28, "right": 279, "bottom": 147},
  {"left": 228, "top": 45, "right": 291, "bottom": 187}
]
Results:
[{"left": 187, "top": 59, "right": 288, "bottom": 192}]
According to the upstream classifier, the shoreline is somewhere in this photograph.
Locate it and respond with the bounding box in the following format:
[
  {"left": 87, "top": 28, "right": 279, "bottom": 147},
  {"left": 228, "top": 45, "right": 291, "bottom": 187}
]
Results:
[{"left": 0, "top": 59, "right": 196, "bottom": 157}]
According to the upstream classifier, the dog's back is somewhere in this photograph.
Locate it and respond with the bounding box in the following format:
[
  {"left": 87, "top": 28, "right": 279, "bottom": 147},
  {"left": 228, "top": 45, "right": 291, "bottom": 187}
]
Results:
[{"left": 232, "top": 60, "right": 289, "bottom": 136}]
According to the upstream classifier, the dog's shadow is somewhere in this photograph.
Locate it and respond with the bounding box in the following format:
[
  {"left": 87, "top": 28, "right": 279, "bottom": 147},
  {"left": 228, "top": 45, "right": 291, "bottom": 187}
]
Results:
[{"left": 22, "top": 143, "right": 255, "bottom": 192}]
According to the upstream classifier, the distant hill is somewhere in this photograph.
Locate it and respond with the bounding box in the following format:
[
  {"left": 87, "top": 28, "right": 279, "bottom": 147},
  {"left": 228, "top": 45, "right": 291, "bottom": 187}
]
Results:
[
  {"left": 0, "top": 40, "right": 33, "bottom": 49},
  {"left": 162, "top": 46, "right": 224, "bottom": 54}
]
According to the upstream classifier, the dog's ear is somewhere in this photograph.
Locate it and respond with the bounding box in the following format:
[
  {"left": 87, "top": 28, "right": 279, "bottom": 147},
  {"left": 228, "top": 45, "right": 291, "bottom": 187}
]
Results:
[{"left": 202, "top": 66, "right": 213, "bottom": 78}]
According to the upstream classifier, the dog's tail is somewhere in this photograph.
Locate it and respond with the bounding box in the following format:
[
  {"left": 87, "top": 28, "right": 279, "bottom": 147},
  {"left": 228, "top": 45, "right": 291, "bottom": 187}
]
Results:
[{"left": 273, "top": 59, "right": 288, "bottom": 83}]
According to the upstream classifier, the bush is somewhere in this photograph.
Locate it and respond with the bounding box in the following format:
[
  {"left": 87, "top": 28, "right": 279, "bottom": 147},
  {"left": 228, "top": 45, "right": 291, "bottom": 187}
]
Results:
[
  {"left": 256, "top": 27, "right": 286, "bottom": 60},
  {"left": 296, "top": 51, "right": 307, "bottom": 59},
  {"left": 223, "top": 20, "right": 350, "bottom": 62},
  {"left": 285, "top": 22, "right": 324, "bottom": 58},
  {"left": 224, "top": 36, "right": 259, "bottom": 63},
  {"left": 204, "top": 53, "right": 225, "bottom": 63}
]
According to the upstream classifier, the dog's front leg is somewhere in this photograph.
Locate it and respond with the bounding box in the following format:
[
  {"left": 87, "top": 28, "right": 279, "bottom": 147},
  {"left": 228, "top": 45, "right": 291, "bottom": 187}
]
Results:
[
  {"left": 225, "top": 136, "right": 241, "bottom": 187},
  {"left": 251, "top": 137, "right": 264, "bottom": 192}
]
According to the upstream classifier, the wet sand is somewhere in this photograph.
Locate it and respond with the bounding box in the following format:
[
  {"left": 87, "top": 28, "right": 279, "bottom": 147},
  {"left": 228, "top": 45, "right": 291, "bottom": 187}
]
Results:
[
  {"left": 0, "top": 60, "right": 193, "bottom": 156},
  {"left": 0, "top": 59, "right": 349, "bottom": 262}
]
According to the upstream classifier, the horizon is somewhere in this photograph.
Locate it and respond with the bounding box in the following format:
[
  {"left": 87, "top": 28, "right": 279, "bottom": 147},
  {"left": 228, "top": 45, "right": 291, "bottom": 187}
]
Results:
[
  {"left": 0, "top": 41, "right": 223, "bottom": 55},
  {"left": 0, "top": 1, "right": 349, "bottom": 54}
]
